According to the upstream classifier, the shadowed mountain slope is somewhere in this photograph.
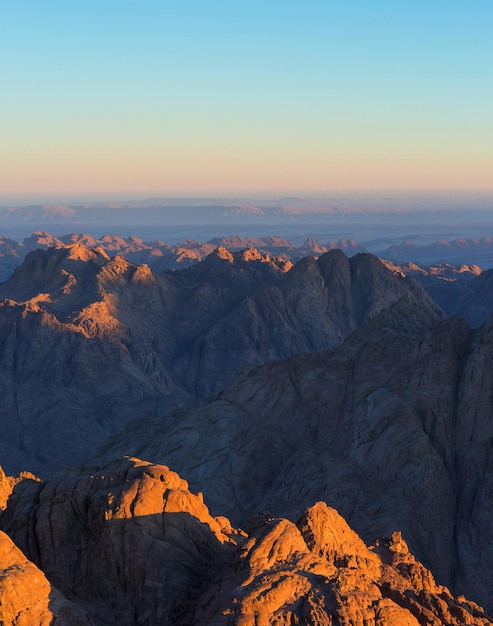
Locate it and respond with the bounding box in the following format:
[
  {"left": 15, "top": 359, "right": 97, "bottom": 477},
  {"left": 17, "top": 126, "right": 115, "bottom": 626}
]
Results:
[
  {"left": 0, "top": 244, "right": 439, "bottom": 476},
  {"left": 449, "top": 268, "right": 493, "bottom": 327},
  {"left": 98, "top": 300, "right": 493, "bottom": 611}
]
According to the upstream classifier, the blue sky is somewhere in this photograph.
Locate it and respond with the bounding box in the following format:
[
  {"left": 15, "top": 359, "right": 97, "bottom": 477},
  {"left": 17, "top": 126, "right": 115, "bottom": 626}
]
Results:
[{"left": 1, "top": 1, "right": 492, "bottom": 199}]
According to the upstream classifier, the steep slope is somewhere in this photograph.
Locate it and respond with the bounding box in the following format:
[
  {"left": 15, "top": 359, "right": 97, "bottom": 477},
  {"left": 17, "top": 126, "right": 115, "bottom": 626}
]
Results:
[
  {"left": 100, "top": 298, "right": 456, "bottom": 531},
  {"left": 1, "top": 458, "right": 489, "bottom": 626},
  {"left": 450, "top": 268, "right": 493, "bottom": 327},
  {"left": 171, "top": 250, "right": 441, "bottom": 394},
  {"left": 0, "top": 245, "right": 440, "bottom": 476},
  {"left": 99, "top": 300, "right": 493, "bottom": 608}
]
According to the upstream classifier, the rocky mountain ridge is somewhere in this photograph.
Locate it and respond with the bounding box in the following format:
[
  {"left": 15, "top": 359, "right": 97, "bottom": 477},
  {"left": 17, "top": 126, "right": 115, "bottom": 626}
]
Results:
[
  {"left": 2, "top": 232, "right": 487, "bottom": 320},
  {"left": 0, "top": 244, "right": 437, "bottom": 476},
  {"left": 0, "top": 231, "right": 364, "bottom": 281},
  {"left": 379, "top": 236, "right": 493, "bottom": 268}
]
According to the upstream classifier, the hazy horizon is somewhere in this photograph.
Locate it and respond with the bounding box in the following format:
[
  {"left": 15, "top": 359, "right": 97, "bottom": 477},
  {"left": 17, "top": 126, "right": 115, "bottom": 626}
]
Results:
[
  {"left": 1, "top": 189, "right": 493, "bottom": 209},
  {"left": 2, "top": 191, "right": 493, "bottom": 251}
]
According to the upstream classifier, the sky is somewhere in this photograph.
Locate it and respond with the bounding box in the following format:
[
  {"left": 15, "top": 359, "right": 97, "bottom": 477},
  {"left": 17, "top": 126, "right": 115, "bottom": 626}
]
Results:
[{"left": 1, "top": 1, "right": 492, "bottom": 201}]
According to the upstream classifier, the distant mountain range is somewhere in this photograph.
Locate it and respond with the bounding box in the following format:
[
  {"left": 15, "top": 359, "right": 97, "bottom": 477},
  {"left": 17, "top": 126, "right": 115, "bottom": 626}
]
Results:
[
  {"left": 0, "top": 231, "right": 366, "bottom": 281},
  {"left": 380, "top": 236, "right": 493, "bottom": 267}
]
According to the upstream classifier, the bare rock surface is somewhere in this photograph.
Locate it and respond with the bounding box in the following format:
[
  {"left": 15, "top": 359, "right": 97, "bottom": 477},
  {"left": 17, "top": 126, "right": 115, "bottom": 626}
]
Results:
[
  {"left": 196, "top": 502, "right": 490, "bottom": 625},
  {"left": 0, "top": 530, "right": 92, "bottom": 625},
  {"left": 1, "top": 458, "right": 489, "bottom": 625},
  {"left": 1, "top": 457, "right": 238, "bottom": 626}
]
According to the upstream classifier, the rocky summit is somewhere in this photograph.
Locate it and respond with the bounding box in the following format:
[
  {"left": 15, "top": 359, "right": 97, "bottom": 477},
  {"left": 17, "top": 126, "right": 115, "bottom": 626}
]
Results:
[{"left": 0, "top": 457, "right": 490, "bottom": 626}]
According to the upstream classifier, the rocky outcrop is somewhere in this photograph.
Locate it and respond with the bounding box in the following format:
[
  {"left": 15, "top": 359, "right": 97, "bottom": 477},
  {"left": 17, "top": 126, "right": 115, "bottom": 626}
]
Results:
[
  {"left": 196, "top": 503, "right": 490, "bottom": 625},
  {"left": 1, "top": 459, "right": 490, "bottom": 626},
  {"left": 0, "top": 466, "right": 40, "bottom": 510},
  {"left": 1, "top": 457, "right": 238, "bottom": 626}
]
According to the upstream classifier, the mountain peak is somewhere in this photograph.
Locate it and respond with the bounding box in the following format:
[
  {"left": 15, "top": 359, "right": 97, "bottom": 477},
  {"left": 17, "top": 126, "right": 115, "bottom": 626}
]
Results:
[{"left": 211, "top": 246, "right": 234, "bottom": 262}]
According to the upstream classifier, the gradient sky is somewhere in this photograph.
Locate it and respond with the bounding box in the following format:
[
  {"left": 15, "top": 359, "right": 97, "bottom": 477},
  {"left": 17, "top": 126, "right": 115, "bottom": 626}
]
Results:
[{"left": 1, "top": 1, "right": 492, "bottom": 200}]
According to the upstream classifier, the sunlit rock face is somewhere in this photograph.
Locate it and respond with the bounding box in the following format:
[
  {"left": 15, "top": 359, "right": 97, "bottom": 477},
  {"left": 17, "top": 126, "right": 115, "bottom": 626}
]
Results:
[
  {"left": 1, "top": 457, "right": 239, "bottom": 626},
  {"left": 0, "top": 531, "right": 92, "bottom": 626},
  {"left": 1, "top": 460, "right": 489, "bottom": 626},
  {"left": 195, "top": 503, "right": 490, "bottom": 626},
  {"left": 0, "top": 244, "right": 439, "bottom": 476}
]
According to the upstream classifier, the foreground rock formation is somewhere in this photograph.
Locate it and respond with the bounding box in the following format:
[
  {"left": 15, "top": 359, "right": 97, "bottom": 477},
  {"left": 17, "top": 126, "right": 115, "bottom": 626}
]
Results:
[{"left": 1, "top": 457, "right": 489, "bottom": 625}]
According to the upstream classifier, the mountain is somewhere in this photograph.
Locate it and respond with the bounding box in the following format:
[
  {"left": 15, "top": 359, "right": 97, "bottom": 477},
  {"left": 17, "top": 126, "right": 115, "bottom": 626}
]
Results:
[
  {"left": 2, "top": 239, "right": 493, "bottom": 622},
  {"left": 380, "top": 236, "right": 493, "bottom": 268},
  {"left": 327, "top": 238, "right": 366, "bottom": 255},
  {"left": 1, "top": 457, "right": 489, "bottom": 625},
  {"left": 208, "top": 234, "right": 296, "bottom": 252},
  {"left": 0, "top": 232, "right": 65, "bottom": 281},
  {"left": 98, "top": 298, "right": 493, "bottom": 611},
  {"left": 380, "top": 259, "right": 482, "bottom": 313},
  {"left": 0, "top": 231, "right": 368, "bottom": 281},
  {"left": 379, "top": 260, "right": 493, "bottom": 326},
  {"left": 449, "top": 268, "right": 493, "bottom": 327},
  {"left": 0, "top": 244, "right": 439, "bottom": 477}
]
